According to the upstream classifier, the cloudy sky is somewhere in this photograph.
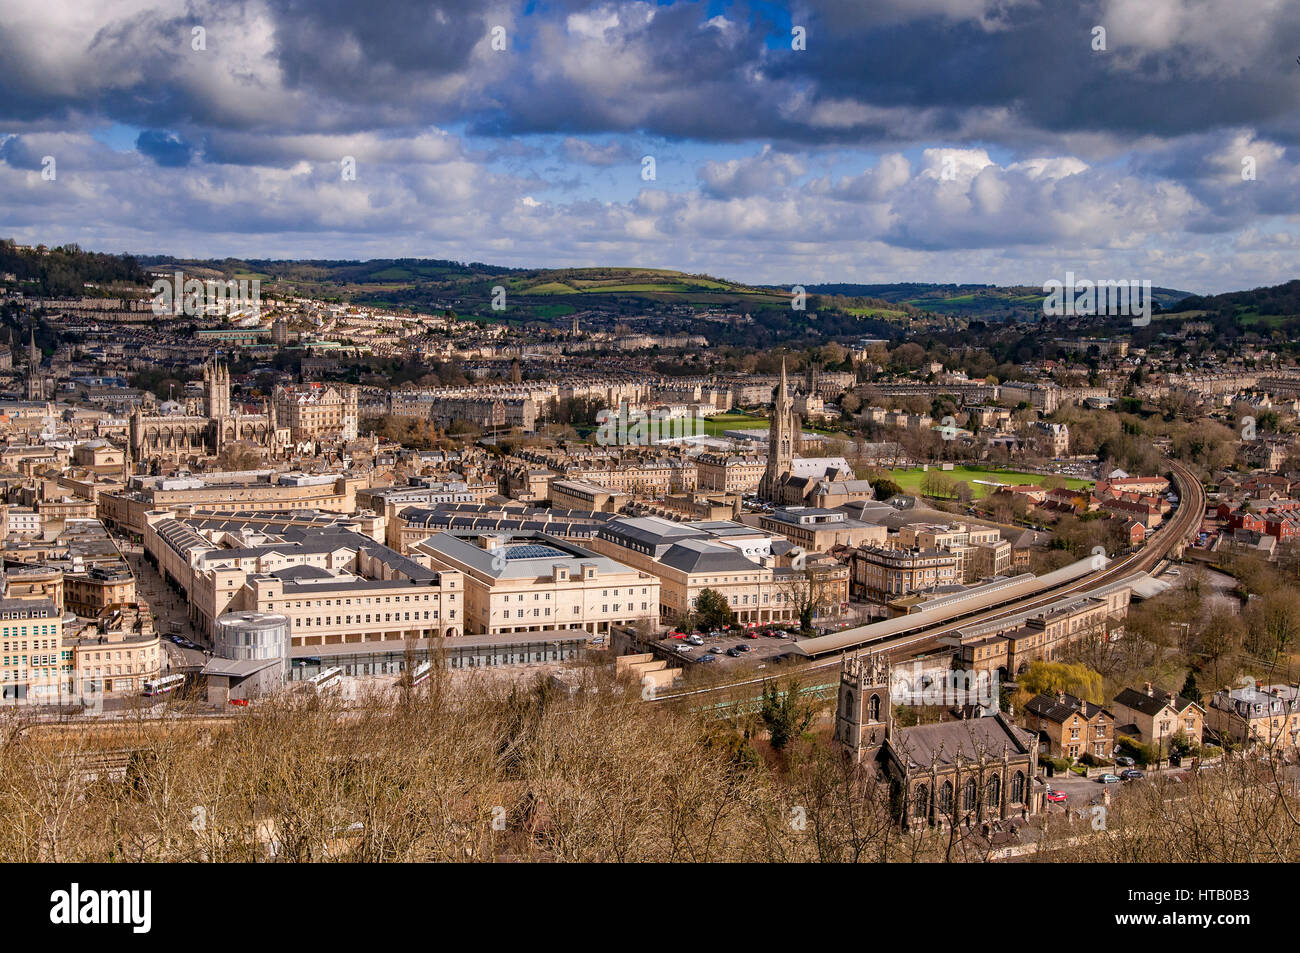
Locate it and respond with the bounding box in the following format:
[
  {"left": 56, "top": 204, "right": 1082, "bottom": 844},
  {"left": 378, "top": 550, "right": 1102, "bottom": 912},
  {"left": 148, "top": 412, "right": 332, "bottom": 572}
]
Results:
[{"left": 2, "top": 0, "right": 1299, "bottom": 292}]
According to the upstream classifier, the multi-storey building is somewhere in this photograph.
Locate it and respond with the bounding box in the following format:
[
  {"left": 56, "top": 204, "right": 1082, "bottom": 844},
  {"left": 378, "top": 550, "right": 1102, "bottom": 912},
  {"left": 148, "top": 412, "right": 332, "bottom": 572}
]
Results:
[
  {"left": 0, "top": 598, "right": 64, "bottom": 701},
  {"left": 1023, "top": 691, "right": 1115, "bottom": 761},
  {"left": 416, "top": 532, "right": 659, "bottom": 637},
  {"left": 272, "top": 382, "right": 359, "bottom": 442},
  {"left": 1206, "top": 683, "right": 1300, "bottom": 749},
  {"left": 848, "top": 545, "right": 960, "bottom": 602},
  {"left": 696, "top": 453, "right": 765, "bottom": 494},
  {"left": 144, "top": 514, "right": 465, "bottom": 649},
  {"left": 589, "top": 515, "right": 844, "bottom": 626},
  {"left": 758, "top": 507, "right": 886, "bottom": 551}
]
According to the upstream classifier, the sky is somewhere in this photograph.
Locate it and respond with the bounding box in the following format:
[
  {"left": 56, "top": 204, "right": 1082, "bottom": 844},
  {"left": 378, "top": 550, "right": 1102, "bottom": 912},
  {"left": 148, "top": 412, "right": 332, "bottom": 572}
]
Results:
[{"left": 2, "top": 0, "right": 1299, "bottom": 293}]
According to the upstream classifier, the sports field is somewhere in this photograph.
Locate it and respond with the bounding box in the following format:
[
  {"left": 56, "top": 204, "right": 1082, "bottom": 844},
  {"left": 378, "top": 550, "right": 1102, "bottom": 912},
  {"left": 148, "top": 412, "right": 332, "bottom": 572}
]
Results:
[{"left": 885, "top": 466, "right": 1092, "bottom": 498}]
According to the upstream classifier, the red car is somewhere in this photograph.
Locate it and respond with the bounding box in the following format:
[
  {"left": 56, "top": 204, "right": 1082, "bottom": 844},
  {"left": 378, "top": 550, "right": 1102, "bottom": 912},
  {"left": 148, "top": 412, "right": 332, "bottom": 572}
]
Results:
[
  {"left": 744, "top": 631, "right": 760, "bottom": 639},
  {"left": 1044, "top": 789, "right": 1067, "bottom": 803}
]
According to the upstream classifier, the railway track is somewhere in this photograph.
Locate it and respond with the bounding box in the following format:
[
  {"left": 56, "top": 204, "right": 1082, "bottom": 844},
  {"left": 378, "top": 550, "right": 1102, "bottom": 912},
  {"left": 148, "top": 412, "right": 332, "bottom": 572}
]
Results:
[{"left": 649, "top": 461, "right": 1205, "bottom": 706}]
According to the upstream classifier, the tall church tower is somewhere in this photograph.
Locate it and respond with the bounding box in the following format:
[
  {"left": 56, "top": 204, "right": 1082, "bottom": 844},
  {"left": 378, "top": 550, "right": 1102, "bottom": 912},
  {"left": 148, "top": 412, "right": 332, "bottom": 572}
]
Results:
[
  {"left": 759, "top": 358, "right": 794, "bottom": 500},
  {"left": 835, "top": 653, "right": 893, "bottom": 764},
  {"left": 204, "top": 358, "right": 231, "bottom": 420},
  {"left": 25, "top": 329, "right": 44, "bottom": 401}
]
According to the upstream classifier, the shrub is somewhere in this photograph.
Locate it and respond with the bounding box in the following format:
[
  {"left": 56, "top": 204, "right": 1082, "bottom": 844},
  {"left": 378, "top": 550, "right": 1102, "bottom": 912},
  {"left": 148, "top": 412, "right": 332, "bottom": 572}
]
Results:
[{"left": 1117, "top": 735, "right": 1159, "bottom": 766}]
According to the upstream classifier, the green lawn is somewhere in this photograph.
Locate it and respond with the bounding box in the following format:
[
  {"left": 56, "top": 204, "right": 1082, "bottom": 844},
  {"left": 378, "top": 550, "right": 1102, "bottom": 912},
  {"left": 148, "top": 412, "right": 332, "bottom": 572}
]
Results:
[
  {"left": 884, "top": 466, "right": 1092, "bottom": 499},
  {"left": 700, "top": 413, "right": 768, "bottom": 436}
]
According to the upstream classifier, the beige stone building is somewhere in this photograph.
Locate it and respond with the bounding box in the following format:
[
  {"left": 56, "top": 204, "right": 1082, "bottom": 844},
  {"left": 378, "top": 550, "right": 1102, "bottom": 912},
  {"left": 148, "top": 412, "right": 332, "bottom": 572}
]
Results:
[
  {"left": 100, "top": 471, "right": 367, "bottom": 536},
  {"left": 696, "top": 453, "right": 765, "bottom": 494},
  {"left": 415, "top": 532, "right": 659, "bottom": 637},
  {"left": 1023, "top": 691, "right": 1115, "bottom": 761},
  {"left": 1206, "top": 683, "right": 1299, "bottom": 749},
  {"left": 1113, "top": 683, "right": 1206, "bottom": 750},
  {"left": 589, "top": 515, "right": 844, "bottom": 626},
  {"left": 144, "top": 513, "right": 465, "bottom": 648},
  {"left": 549, "top": 478, "right": 630, "bottom": 513},
  {"left": 0, "top": 598, "right": 64, "bottom": 701},
  {"left": 273, "top": 382, "right": 359, "bottom": 442}
]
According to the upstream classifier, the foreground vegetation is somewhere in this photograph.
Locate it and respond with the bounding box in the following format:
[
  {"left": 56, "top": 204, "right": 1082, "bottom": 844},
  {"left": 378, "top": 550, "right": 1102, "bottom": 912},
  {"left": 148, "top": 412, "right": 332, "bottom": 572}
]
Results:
[{"left": 3, "top": 661, "right": 1300, "bottom": 863}]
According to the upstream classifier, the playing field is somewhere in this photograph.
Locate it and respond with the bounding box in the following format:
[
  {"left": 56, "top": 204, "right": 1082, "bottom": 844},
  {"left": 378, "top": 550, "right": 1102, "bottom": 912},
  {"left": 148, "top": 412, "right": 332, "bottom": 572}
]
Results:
[{"left": 885, "top": 466, "right": 1092, "bottom": 498}]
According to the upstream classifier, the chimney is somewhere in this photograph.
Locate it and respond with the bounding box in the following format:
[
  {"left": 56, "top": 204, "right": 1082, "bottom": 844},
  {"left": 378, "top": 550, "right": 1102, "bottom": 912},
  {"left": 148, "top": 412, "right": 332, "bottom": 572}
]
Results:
[
  {"left": 1056, "top": 690, "right": 1066, "bottom": 706},
  {"left": 1144, "top": 681, "right": 1153, "bottom": 697}
]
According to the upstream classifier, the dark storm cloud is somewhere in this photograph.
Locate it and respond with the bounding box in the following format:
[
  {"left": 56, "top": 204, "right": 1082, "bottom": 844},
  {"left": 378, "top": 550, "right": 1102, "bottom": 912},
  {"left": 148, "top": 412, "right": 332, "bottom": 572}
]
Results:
[
  {"left": 264, "top": 0, "right": 489, "bottom": 98},
  {"left": 3, "top": 1, "right": 1298, "bottom": 150}
]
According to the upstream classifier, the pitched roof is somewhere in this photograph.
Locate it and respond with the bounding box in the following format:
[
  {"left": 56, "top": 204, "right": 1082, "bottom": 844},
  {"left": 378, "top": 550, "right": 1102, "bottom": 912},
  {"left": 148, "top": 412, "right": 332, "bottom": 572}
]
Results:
[
  {"left": 1113, "top": 686, "right": 1201, "bottom": 717},
  {"left": 1024, "top": 692, "right": 1111, "bottom": 723},
  {"left": 886, "top": 713, "right": 1036, "bottom": 770}
]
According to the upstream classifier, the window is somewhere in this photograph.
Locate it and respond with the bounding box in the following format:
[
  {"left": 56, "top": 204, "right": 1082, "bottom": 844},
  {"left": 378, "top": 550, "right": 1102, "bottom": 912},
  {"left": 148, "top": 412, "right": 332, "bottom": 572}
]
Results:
[
  {"left": 986, "top": 775, "right": 1000, "bottom": 808},
  {"left": 962, "top": 778, "right": 977, "bottom": 812},
  {"left": 913, "top": 784, "right": 929, "bottom": 819},
  {"left": 938, "top": 781, "right": 953, "bottom": 814},
  {"left": 1011, "top": 771, "right": 1025, "bottom": 803}
]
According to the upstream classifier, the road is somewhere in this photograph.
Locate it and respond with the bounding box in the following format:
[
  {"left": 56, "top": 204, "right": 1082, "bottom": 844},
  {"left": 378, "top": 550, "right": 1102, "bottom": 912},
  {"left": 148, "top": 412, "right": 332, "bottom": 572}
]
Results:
[{"left": 113, "top": 535, "right": 210, "bottom": 673}]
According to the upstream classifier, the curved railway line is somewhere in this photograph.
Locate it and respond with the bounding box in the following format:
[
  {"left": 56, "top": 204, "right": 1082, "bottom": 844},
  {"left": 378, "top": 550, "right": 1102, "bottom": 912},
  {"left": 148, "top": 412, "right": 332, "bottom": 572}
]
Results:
[{"left": 649, "top": 461, "right": 1205, "bottom": 707}]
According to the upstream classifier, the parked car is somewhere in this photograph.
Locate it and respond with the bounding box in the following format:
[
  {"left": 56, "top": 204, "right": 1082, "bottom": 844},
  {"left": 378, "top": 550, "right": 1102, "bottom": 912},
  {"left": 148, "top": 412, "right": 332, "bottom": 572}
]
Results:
[
  {"left": 687, "top": 634, "right": 704, "bottom": 646},
  {"left": 1044, "top": 789, "right": 1068, "bottom": 803},
  {"left": 1115, "top": 755, "right": 1136, "bottom": 767},
  {"left": 773, "top": 631, "right": 789, "bottom": 640},
  {"left": 734, "top": 644, "right": 752, "bottom": 653},
  {"left": 744, "top": 631, "right": 759, "bottom": 639},
  {"left": 726, "top": 647, "right": 743, "bottom": 657},
  {"left": 676, "top": 644, "right": 692, "bottom": 655},
  {"left": 1120, "top": 769, "right": 1145, "bottom": 781},
  {"left": 1096, "top": 773, "right": 1123, "bottom": 784},
  {"left": 698, "top": 654, "right": 717, "bottom": 663}
]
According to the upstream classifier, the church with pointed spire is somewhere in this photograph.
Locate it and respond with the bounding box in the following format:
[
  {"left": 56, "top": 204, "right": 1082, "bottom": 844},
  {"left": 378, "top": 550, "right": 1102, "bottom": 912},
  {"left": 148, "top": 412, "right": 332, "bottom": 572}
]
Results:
[
  {"left": 758, "top": 358, "right": 796, "bottom": 500},
  {"left": 757, "top": 358, "right": 874, "bottom": 507},
  {"left": 25, "top": 328, "right": 45, "bottom": 401}
]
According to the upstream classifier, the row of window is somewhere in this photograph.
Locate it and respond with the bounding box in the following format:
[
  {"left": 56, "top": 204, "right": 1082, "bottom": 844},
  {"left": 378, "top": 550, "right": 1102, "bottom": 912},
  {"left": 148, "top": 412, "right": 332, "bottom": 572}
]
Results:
[
  {"left": 913, "top": 772, "right": 1026, "bottom": 818},
  {"left": 292, "top": 610, "right": 456, "bottom": 628},
  {"left": 1, "top": 625, "right": 56, "bottom": 637}
]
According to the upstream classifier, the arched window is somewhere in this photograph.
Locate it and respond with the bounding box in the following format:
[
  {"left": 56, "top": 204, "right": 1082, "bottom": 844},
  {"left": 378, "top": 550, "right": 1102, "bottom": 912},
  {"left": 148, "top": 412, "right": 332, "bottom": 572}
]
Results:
[
  {"left": 1011, "top": 770, "right": 1025, "bottom": 803},
  {"left": 962, "top": 778, "right": 977, "bottom": 812},
  {"left": 844, "top": 690, "right": 854, "bottom": 717},
  {"left": 868, "top": 694, "right": 880, "bottom": 721},
  {"left": 986, "top": 775, "right": 1001, "bottom": 808},
  {"left": 938, "top": 780, "right": 953, "bottom": 814},
  {"left": 913, "top": 784, "right": 929, "bottom": 818}
]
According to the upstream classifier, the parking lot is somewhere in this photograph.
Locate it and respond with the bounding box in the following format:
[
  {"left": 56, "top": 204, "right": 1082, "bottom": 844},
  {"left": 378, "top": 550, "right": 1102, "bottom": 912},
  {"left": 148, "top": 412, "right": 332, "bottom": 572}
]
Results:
[{"left": 656, "top": 626, "right": 805, "bottom": 670}]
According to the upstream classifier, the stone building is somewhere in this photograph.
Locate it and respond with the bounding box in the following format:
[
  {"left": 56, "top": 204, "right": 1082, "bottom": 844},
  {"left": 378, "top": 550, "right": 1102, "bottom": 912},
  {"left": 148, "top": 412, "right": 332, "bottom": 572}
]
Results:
[
  {"left": 129, "top": 359, "right": 282, "bottom": 464},
  {"left": 834, "top": 652, "right": 1042, "bottom": 830}
]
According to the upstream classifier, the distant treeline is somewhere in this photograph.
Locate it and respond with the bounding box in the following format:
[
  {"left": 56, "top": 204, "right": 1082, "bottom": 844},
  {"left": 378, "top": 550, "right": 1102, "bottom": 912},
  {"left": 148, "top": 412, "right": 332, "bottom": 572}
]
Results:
[
  {"left": 1170, "top": 279, "right": 1300, "bottom": 317},
  {"left": 0, "top": 239, "right": 146, "bottom": 296}
]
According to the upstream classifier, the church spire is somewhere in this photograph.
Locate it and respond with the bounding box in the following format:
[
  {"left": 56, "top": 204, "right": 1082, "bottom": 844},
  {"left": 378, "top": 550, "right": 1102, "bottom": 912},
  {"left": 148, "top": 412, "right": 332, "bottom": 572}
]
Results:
[{"left": 760, "top": 357, "right": 795, "bottom": 502}]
